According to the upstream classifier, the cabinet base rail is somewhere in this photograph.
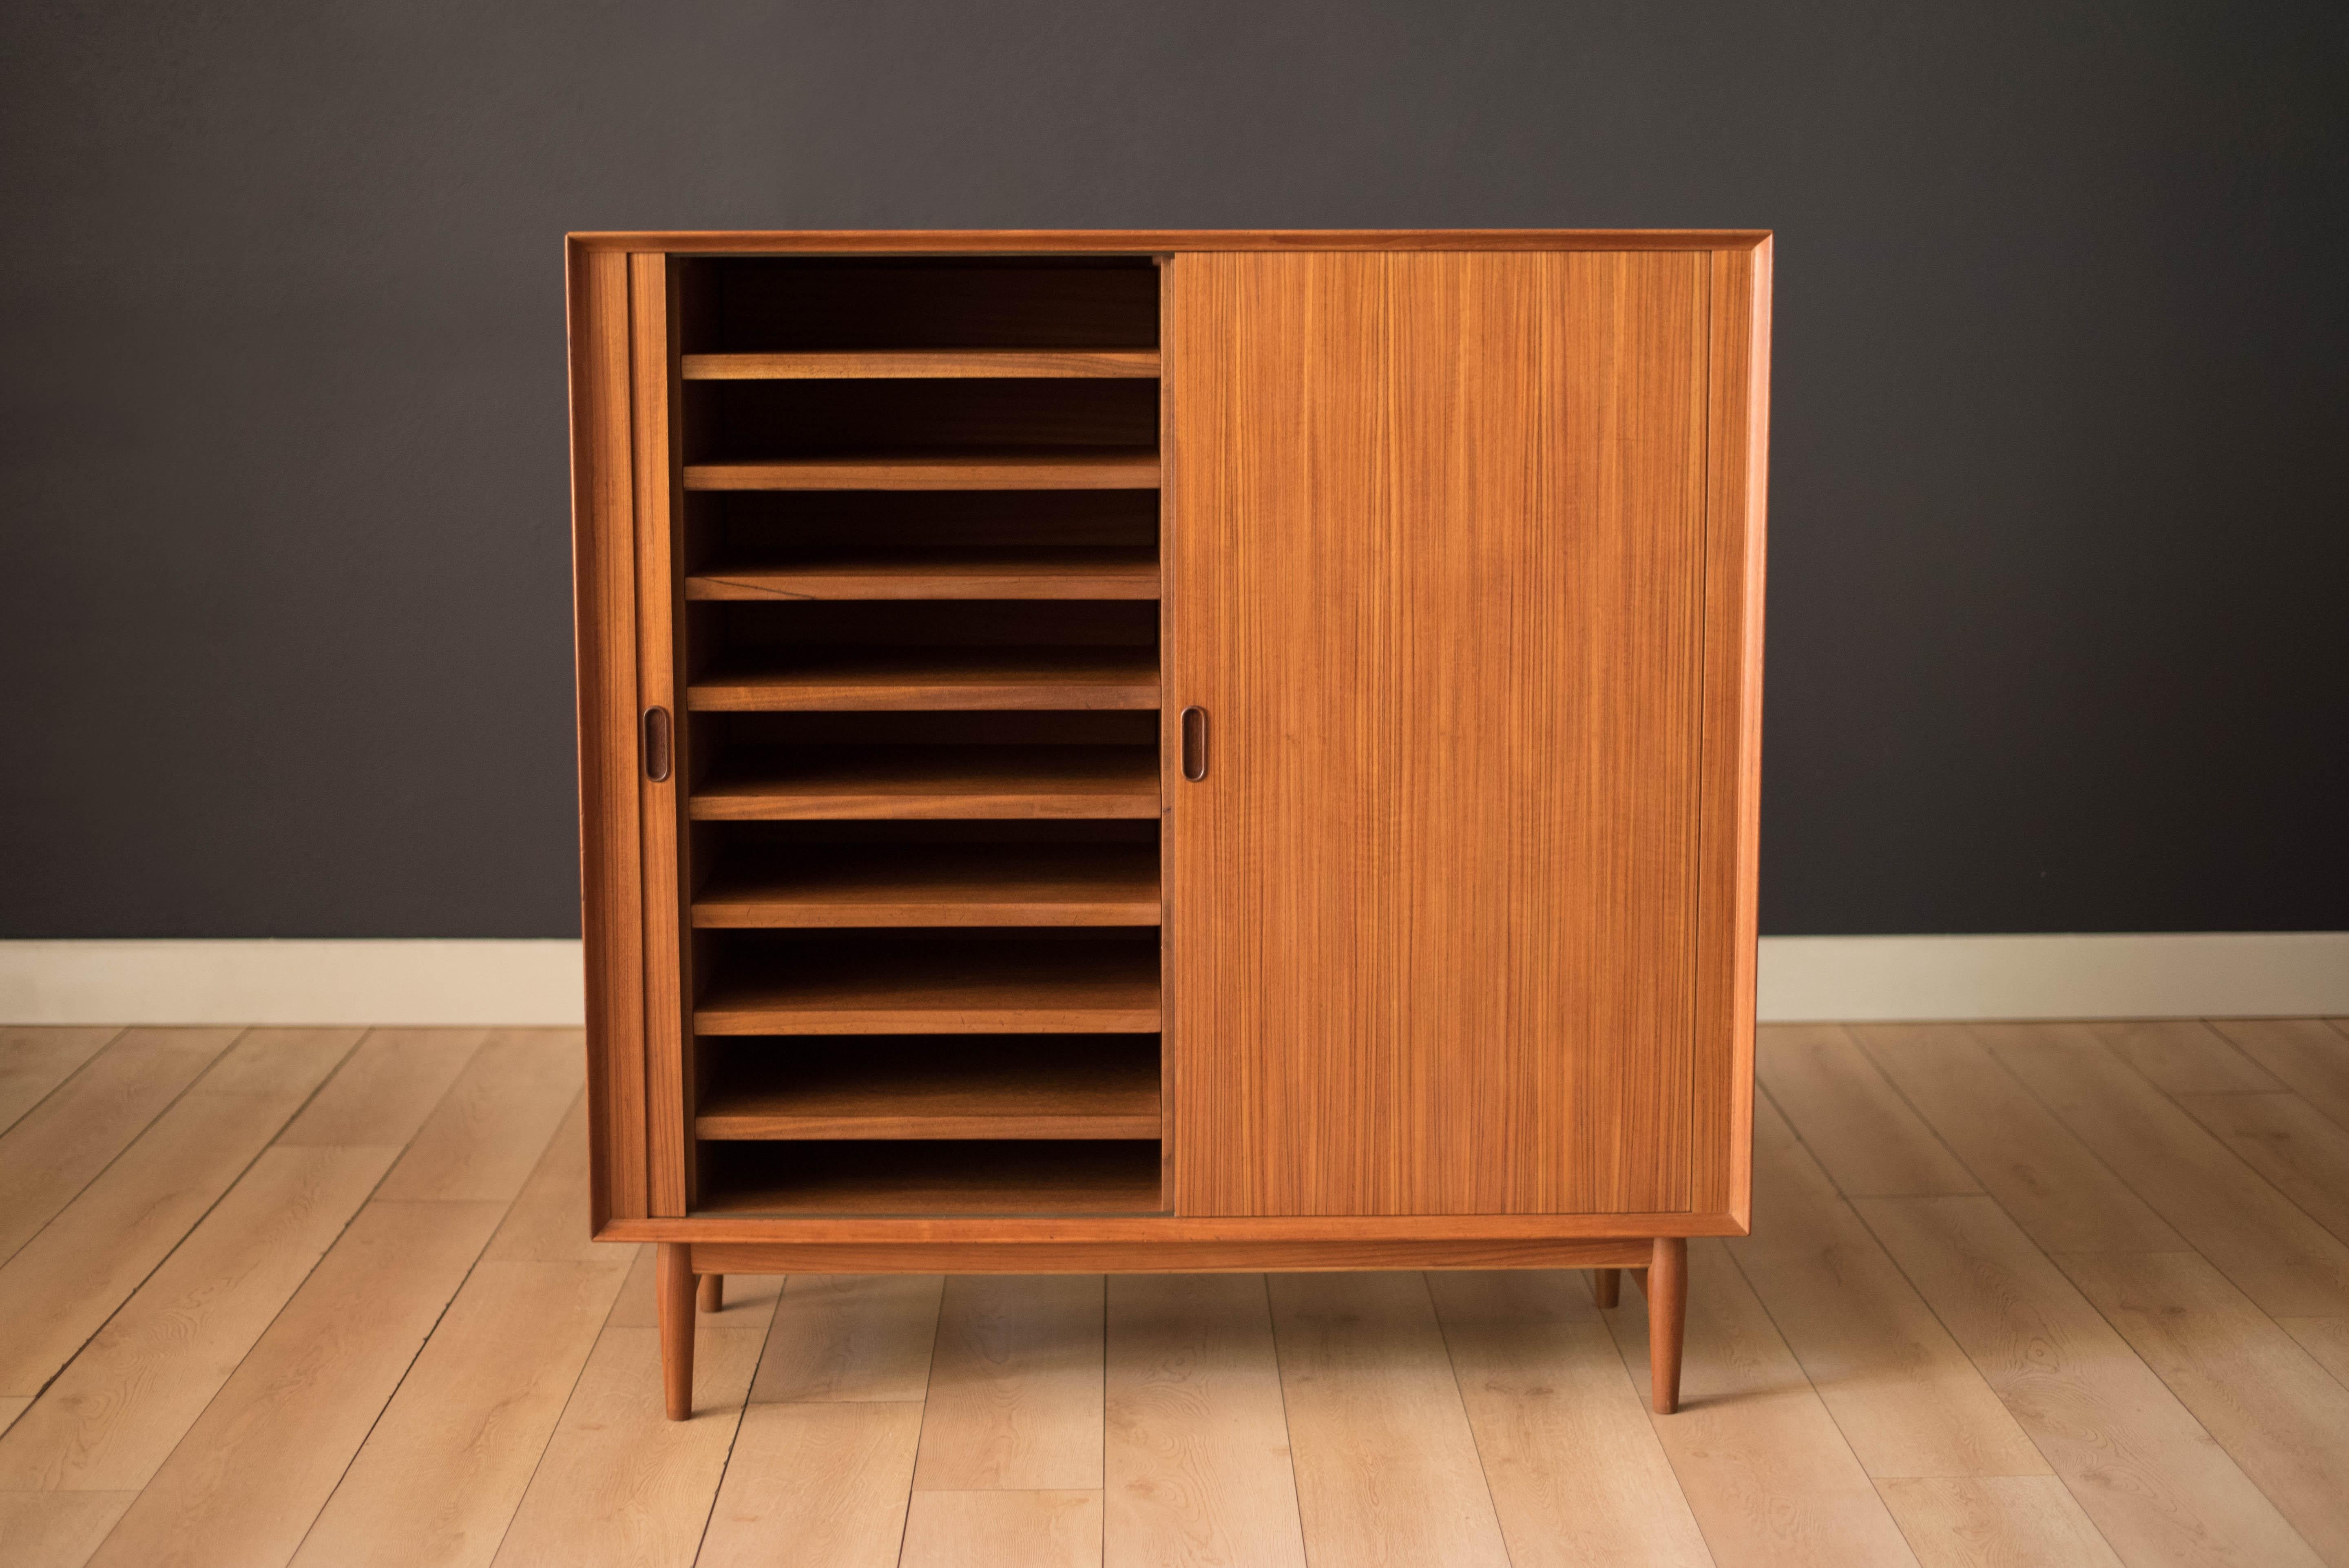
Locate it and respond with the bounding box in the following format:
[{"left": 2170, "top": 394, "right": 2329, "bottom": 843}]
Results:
[{"left": 652, "top": 1234, "right": 1691, "bottom": 1420}]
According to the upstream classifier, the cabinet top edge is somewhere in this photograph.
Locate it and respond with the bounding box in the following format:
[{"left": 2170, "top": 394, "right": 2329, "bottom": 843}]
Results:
[{"left": 565, "top": 228, "right": 1774, "bottom": 255}]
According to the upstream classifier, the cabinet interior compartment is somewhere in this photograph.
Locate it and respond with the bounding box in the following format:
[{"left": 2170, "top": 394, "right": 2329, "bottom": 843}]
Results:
[{"left": 666, "top": 251, "right": 1167, "bottom": 1217}]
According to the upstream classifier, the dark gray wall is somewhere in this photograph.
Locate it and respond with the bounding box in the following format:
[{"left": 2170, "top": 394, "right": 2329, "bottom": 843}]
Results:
[{"left": 2, "top": 1, "right": 2343, "bottom": 938}]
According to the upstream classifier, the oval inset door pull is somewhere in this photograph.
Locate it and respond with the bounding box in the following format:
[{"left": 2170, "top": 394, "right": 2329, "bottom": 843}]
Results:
[
  {"left": 643, "top": 707, "right": 672, "bottom": 783},
  {"left": 1180, "top": 706, "right": 1208, "bottom": 781}
]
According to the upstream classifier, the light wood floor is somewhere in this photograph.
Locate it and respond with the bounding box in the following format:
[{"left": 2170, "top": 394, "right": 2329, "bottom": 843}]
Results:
[{"left": 2, "top": 1020, "right": 2347, "bottom": 1566}]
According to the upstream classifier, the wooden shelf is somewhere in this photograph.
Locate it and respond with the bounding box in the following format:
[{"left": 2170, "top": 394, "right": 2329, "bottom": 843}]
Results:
[
  {"left": 695, "top": 844, "right": 1159, "bottom": 928},
  {"left": 690, "top": 746, "right": 1160, "bottom": 820},
  {"left": 686, "top": 547, "right": 1159, "bottom": 601},
  {"left": 683, "top": 449, "right": 1160, "bottom": 491},
  {"left": 699, "top": 1140, "right": 1165, "bottom": 1215},
  {"left": 683, "top": 349, "right": 1159, "bottom": 380},
  {"left": 696, "top": 939, "right": 1161, "bottom": 1035},
  {"left": 696, "top": 1038, "right": 1160, "bottom": 1139},
  {"left": 687, "top": 648, "right": 1159, "bottom": 712}
]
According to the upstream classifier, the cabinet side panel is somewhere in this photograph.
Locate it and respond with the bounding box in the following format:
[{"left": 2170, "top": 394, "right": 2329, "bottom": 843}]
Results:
[
  {"left": 569, "top": 245, "right": 649, "bottom": 1223},
  {"left": 629, "top": 253, "right": 694, "bottom": 1216},
  {"left": 1170, "top": 252, "right": 1396, "bottom": 1216},
  {"left": 1689, "top": 245, "right": 1770, "bottom": 1225}
]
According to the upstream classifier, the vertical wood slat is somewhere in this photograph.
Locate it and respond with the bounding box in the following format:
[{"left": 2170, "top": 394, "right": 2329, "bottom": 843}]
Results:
[
  {"left": 1155, "top": 254, "right": 1177, "bottom": 1209},
  {"left": 629, "top": 253, "right": 694, "bottom": 1217},
  {"left": 567, "top": 243, "right": 648, "bottom": 1225},
  {"left": 1688, "top": 241, "right": 1771, "bottom": 1223}
]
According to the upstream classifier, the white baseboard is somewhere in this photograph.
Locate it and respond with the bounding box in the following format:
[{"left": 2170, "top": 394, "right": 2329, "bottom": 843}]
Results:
[
  {"left": 1756, "top": 931, "right": 2349, "bottom": 1022},
  {"left": 0, "top": 933, "right": 2341, "bottom": 1027},
  {"left": 0, "top": 940, "right": 586, "bottom": 1027}
]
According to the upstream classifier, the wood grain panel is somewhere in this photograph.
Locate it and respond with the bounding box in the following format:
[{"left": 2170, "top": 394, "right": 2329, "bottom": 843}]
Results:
[
  {"left": 0, "top": 1145, "right": 394, "bottom": 1491},
  {"left": 684, "top": 348, "right": 1159, "bottom": 378},
  {"left": 900, "top": 1490, "right": 1102, "bottom": 1568},
  {"left": 2055, "top": 1248, "right": 2349, "bottom": 1562},
  {"left": 0, "top": 1027, "right": 235, "bottom": 1266},
  {"left": 694, "top": 1236, "right": 1652, "bottom": 1272},
  {"left": 1732, "top": 1095, "right": 2047, "bottom": 1478},
  {"left": 1604, "top": 1239, "right": 1924, "bottom": 1568},
  {"left": 0, "top": 1026, "right": 119, "bottom": 1136},
  {"left": 696, "top": 1403, "right": 922, "bottom": 1568},
  {"left": 573, "top": 230, "right": 1772, "bottom": 254},
  {"left": 689, "top": 745, "right": 1159, "bottom": 820},
  {"left": 1851, "top": 1022, "right": 2184, "bottom": 1253},
  {"left": 630, "top": 252, "right": 694, "bottom": 1220},
  {"left": 749, "top": 1274, "right": 943, "bottom": 1402},
  {"left": 1171, "top": 249, "right": 1711, "bottom": 1216},
  {"left": 1427, "top": 1270, "right": 1712, "bottom": 1567},
  {"left": 2211, "top": 1018, "right": 2349, "bottom": 1130},
  {"left": 912, "top": 1274, "right": 1105, "bottom": 1491},
  {"left": 83, "top": 1199, "right": 506, "bottom": 1568},
  {"left": 568, "top": 243, "right": 648, "bottom": 1228},
  {"left": 1856, "top": 1195, "right": 2325, "bottom": 1568},
  {"left": 1689, "top": 240, "right": 1769, "bottom": 1225},
  {"left": 1104, "top": 1274, "right": 1308, "bottom": 1568},
  {"left": 1267, "top": 1271, "right": 1512, "bottom": 1568},
  {"left": 686, "top": 546, "right": 1157, "bottom": 600},
  {"left": 685, "top": 451, "right": 1158, "bottom": 490}
]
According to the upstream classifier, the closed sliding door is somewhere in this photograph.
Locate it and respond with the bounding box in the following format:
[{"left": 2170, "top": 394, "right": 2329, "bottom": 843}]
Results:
[{"left": 1168, "top": 249, "right": 1713, "bottom": 1216}]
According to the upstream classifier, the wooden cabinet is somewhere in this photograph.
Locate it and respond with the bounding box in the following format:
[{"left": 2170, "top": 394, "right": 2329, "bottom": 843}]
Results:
[{"left": 566, "top": 230, "right": 1769, "bottom": 1420}]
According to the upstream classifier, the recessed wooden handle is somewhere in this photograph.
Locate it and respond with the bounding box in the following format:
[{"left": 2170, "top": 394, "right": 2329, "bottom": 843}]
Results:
[
  {"left": 1180, "top": 706, "right": 1208, "bottom": 781},
  {"left": 644, "top": 707, "right": 672, "bottom": 783}
]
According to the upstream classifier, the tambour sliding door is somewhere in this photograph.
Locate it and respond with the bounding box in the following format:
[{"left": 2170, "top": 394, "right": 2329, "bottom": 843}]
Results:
[{"left": 1170, "top": 249, "right": 1716, "bottom": 1217}]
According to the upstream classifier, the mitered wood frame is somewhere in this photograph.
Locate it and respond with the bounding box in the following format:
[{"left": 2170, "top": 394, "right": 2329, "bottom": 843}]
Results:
[{"left": 566, "top": 228, "right": 1768, "bottom": 1257}]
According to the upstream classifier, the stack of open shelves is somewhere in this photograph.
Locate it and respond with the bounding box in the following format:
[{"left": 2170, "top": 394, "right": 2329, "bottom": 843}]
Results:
[{"left": 668, "top": 254, "right": 1168, "bottom": 1216}]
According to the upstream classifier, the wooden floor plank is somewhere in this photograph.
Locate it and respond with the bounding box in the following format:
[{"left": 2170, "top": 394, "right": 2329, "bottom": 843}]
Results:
[
  {"left": 2092, "top": 1020, "right": 2282, "bottom": 1094},
  {"left": 2209, "top": 1020, "right": 2349, "bottom": 1130},
  {"left": 1853, "top": 1023, "right": 2184, "bottom": 1252},
  {"left": 0, "top": 1491, "right": 137, "bottom": 1568},
  {"left": 374, "top": 1030, "right": 585, "bottom": 1203},
  {"left": 2272, "top": 1317, "right": 2349, "bottom": 1388},
  {"left": 0, "top": 1397, "right": 26, "bottom": 1437},
  {"left": 2055, "top": 1250, "right": 2349, "bottom": 1566},
  {"left": 902, "top": 1489, "right": 1102, "bottom": 1568},
  {"left": 275, "top": 1028, "right": 489, "bottom": 1147},
  {"left": 83, "top": 1199, "right": 504, "bottom": 1568},
  {"left": 913, "top": 1274, "right": 1103, "bottom": 1491},
  {"left": 1606, "top": 1239, "right": 1920, "bottom": 1568},
  {"left": 481, "top": 1094, "right": 603, "bottom": 1264},
  {"left": 489, "top": 1313, "right": 772, "bottom": 1567},
  {"left": 286, "top": 1258, "right": 628, "bottom": 1568},
  {"left": 751, "top": 1273, "right": 944, "bottom": 1403},
  {"left": 1978, "top": 1021, "right": 2349, "bottom": 1316},
  {"left": 1876, "top": 1477, "right": 2123, "bottom": 1568},
  {"left": 1268, "top": 1271, "right": 1512, "bottom": 1568},
  {"left": 2173, "top": 1091, "right": 2349, "bottom": 1248},
  {"left": 0, "top": 1028, "right": 239, "bottom": 1265},
  {"left": 0, "top": 1144, "right": 395, "bottom": 1491},
  {"left": 1105, "top": 1273, "right": 1307, "bottom": 1568},
  {"left": 1855, "top": 1194, "right": 2325, "bottom": 1568},
  {"left": 1732, "top": 1095, "right": 2049, "bottom": 1478},
  {"left": 0, "top": 1028, "right": 356, "bottom": 1395},
  {"left": 0, "top": 1027, "right": 121, "bottom": 1136},
  {"left": 1758, "top": 1025, "right": 1979, "bottom": 1196},
  {"left": 1427, "top": 1270, "right": 1710, "bottom": 1568},
  {"left": 696, "top": 1402, "right": 922, "bottom": 1568}
]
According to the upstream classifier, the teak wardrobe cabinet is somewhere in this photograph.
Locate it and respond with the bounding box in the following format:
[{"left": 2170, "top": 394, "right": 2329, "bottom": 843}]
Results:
[{"left": 565, "top": 229, "right": 1769, "bottom": 1420}]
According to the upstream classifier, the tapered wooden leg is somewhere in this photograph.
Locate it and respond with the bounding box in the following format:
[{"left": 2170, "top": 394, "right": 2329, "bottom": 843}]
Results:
[
  {"left": 1648, "top": 1236, "right": 1687, "bottom": 1415},
  {"left": 658, "top": 1242, "right": 696, "bottom": 1421},
  {"left": 697, "top": 1272, "right": 723, "bottom": 1314},
  {"left": 1592, "top": 1267, "right": 1620, "bottom": 1308}
]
